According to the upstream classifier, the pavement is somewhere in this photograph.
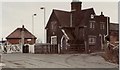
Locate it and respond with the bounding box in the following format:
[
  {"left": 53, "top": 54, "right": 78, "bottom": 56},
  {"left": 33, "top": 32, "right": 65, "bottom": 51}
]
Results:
[{"left": 1, "top": 53, "right": 119, "bottom": 68}]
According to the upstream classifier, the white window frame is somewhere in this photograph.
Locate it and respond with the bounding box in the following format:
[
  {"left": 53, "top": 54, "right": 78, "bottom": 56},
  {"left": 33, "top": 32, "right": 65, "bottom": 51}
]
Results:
[
  {"left": 51, "top": 36, "right": 57, "bottom": 44},
  {"left": 27, "top": 39, "right": 32, "bottom": 42},
  {"left": 91, "top": 14, "right": 94, "bottom": 19},
  {"left": 88, "top": 35, "right": 96, "bottom": 45}
]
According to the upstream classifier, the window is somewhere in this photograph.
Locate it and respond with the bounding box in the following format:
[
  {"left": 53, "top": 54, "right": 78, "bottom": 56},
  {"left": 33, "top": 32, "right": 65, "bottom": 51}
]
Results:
[
  {"left": 89, "top": 21, "right": 95, "bottom": 28},
  {"left": 91, "top": 14, "right": 94, "bottom": 19},
  {"left": 51, "top": 36, "right": 57, "bottom": 44},
  {"left": 27, "top": 39, "right": 32, "bottom": 41},
  {"left": 100, "top": 22, "right": 105, "bottom": 29},
  {"left": 51, "top": 21, "right": 57, "bottom": 30},
  {"left": 88, "top": 35, "right": 96, "bottom": 45}
]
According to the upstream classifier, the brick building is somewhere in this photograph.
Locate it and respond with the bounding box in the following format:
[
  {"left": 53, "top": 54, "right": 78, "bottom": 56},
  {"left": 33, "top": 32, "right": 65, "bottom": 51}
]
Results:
[
  {"left": 6, "top": 25, "right": 37, "bottom": 45},
  {"left": 45, "top": 1, "right": 110, "bottom": 53}
]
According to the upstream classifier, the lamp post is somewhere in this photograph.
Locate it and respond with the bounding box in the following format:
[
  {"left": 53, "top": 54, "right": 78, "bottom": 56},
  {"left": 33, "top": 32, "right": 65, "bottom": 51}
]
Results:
[
  {"left": 32, "top": 14, "right": 37, "bottom": 44},
  {"left": 32, "top": 14, "right": 37, "bottom": 34},
  {"left": 21, "top": 25, "right": 24, "bottom": 53},
  {"left": 40, "top": 7, "right": 46, "bottom": 43}
]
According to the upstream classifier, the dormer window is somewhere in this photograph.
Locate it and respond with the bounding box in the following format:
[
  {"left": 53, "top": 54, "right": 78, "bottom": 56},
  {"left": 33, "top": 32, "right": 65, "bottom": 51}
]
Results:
[{"left": 91, "top": 14, "right": 94, "bottom": 19}]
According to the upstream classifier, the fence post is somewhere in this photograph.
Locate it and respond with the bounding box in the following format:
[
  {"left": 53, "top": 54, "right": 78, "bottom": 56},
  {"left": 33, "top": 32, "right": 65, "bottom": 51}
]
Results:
[{"left": 58, "top": 44, "right": 60, "bottom": 54}]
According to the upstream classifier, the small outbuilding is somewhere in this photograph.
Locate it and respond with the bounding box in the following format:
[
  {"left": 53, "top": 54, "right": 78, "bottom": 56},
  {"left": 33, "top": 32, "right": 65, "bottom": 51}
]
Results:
[
  {"left": 6, "top": 25, "right": 37, "bottom": 45},
  {"left": 6, "top": 25, "right": 37, "bottom": 53}
]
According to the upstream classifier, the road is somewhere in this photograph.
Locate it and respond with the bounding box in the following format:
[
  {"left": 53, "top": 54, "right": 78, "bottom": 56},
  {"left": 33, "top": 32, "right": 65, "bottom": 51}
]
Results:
[{"left": 1, "top": 53, "right": 118, "bottom": 68}]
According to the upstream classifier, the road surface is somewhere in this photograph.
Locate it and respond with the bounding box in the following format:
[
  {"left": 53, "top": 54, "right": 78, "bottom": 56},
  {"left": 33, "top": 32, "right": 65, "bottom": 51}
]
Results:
[{"left": 1, "top": 53, "right": 118, "bottom": 68}]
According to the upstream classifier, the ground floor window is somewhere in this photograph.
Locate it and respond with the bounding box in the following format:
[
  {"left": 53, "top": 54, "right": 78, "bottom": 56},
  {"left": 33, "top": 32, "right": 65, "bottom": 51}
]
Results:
[
  {"left": 88, "top": 35, "right": 96, "bottom": 45},
  {"left": 51, "top": 36, "right": 57, "bottom": 44}
]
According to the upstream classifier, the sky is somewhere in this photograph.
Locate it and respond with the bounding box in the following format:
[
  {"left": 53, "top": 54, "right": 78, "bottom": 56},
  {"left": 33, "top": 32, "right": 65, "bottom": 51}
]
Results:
[{"left": 1, "top": 0, "right": 118, "bottom": 43}]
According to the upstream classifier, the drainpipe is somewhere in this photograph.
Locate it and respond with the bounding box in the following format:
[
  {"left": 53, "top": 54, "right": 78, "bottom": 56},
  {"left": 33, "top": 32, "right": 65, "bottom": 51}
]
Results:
[
  {"left": 105, "top": 17, "right": 109, "bottom": 37},
  {"left": 83, "top": 26, "right": 87, "bottom": 53},
  {"left": 84, "top": 41, "right": 87, "bottom": 53},
  {"left": 70, "top": 10, "right": 76, "bottom": 27},
  {"left": 99, "top": 34, "right": 103, "bottom": 50},
  {"left": 70, "top": 12, "right": 72, "bottom": 27}
]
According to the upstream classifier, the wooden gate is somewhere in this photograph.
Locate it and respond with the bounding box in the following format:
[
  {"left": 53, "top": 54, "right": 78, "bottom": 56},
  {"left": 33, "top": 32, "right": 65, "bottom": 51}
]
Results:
[
  {"left": 34, "top": 43, "right": 85, "bottom": 54},
  {"left": 34, "top": 43, "right": 58, "bottom": 54},
  {"left": 60, "top": 44, "right": 85, "bottom": 54}
]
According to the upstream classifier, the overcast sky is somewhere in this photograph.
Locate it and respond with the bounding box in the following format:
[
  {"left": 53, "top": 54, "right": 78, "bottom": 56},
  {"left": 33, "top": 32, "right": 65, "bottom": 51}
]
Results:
[{"left": 1, "top": 0, "right": 118, "bottom": 43}]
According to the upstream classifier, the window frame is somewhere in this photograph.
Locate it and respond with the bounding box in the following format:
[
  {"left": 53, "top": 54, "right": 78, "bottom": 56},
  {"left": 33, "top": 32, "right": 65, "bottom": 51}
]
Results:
[
  {"left": 51, "top": 21, "right": 57, "bottom": 30},
  {"left": 91, "top": 14, "right": 94, "bottom": 19},
  {"left": 51, "top": 36, "right": 57, "bottom": 44},
  {"left": 88, "top": 35, "right": 96, "bottom": 45},
  {"left": 89, "top": 20, "right": 95, "bottom": 29},
  {"left": 100, "top": 22, "right": 105, "bottom": 29}
]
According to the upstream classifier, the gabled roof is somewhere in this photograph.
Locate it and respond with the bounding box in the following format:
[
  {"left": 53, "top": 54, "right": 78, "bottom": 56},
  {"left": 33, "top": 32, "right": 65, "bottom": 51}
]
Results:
[
  {"left": 6, "top": 27, "right": 37, "bottom": 39},
  {"left": 54, "top": 9, "right": 71, "bottom": 27},
  {"left": 82, "top": 8, "right": 95, "bottom": 17},
  {"left": 80, "top": 8, "right": 95, "bottom": 26},
  {"left": 45, "top": 9, "right": 71, "bottom": 29},
  {"left": 110, "top": 23, "right": 119, "bottom": 31},
  {"left": 46, "top": 8, "right": 95, "bottom": 41},
  {"left": 82, "top": 8, "right": 94, "bottom": 12},
  {"left": 46, "top": 8, "right": 95, "bottom": 29}
]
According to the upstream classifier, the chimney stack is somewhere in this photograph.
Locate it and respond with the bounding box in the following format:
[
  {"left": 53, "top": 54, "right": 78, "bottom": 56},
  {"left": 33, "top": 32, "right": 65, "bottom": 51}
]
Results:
[
  {"left": 71, "top": 0, "right": 82, "bottom": 27},
  {"left": 100, "top": 12, "right": 104, "bottom": 17},
  {"left": 71, "top": 0, "right": 82, "bottom": 12},
  {"left": 22, "top": 25, "right": 24, "bottom": 28},
  {"left": 22, "top": 25, "right": 24, "bottom": 31}
]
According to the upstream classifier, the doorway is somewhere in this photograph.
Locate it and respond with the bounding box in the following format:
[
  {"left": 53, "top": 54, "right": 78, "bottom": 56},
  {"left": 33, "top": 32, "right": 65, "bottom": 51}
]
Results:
[{"left": 23, "top": 45, "right": 29, "bottom": 53}]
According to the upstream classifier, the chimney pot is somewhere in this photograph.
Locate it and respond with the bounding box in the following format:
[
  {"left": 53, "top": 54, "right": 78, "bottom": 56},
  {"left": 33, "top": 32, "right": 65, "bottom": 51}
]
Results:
[
  {"left": 22, "top": 25, "right": 24, "bottom": 28},
  {"left": 100, "top": 12, "right": 104, "bottom": 16},
  {"left": 22, "top": 25, "right": 25, "bottom": 31},
  {"left": 101, "top": 12, "right": 103, "bottom": 15}
]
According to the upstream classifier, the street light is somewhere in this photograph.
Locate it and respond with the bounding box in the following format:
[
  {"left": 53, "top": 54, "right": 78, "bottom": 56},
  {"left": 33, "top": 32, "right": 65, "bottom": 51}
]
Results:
[
  {"left": 40, "top": 7, "right": 46, "bottom": 43},
  {"left": 32, "top": 14, "right": 37, "bottom": 34},
  {"left": 32, "top": 14, "right": 37, "bottom": 44}
]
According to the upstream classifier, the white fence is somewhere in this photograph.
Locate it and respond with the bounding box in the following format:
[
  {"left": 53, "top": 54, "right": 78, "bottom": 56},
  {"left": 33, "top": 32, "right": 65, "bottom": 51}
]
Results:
[
  {"left": 1, "top": 44, "right": 21, "bottom": 53},
  {"left": 0, "top": 44, "right": 35, "bottom": 53}
]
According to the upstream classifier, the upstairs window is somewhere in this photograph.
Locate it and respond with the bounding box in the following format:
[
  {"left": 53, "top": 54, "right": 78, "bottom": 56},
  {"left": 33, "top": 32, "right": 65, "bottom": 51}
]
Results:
[
  {"left": 91, "top": 14, "right": 94, "bottom": 19},
  {"left": 89, "top": 21, "right": 95, "bottom": 28},
  {"left": 100, "top": 22, "right": 105, "bottom": 29},
  {"left": 51, "top": 21, "right": 57, "bottom": 30}
]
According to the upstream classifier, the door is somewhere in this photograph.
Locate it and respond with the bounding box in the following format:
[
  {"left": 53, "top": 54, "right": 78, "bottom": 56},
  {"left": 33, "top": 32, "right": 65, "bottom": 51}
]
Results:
[
  {"left": 88, "top": 35, "right": 96, "bottom": 52},
  {"left": 61, "top": 35, "right": 68, "bottom": 53},
  {"left": 23, "top": 45, "right": 29, "bottom": 53}
]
